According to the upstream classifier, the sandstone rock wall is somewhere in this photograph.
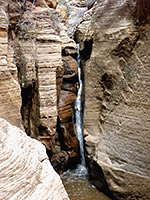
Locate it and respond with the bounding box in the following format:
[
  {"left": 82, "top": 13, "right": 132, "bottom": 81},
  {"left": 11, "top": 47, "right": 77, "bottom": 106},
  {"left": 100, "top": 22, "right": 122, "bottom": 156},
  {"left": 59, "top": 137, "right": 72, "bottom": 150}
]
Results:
[
  {"left": 76, "top": 0, "right": 150, "bottom": 199},
  {"left": 0, "top": 0, "right": 79, "bottom": 172},
  {"left": 7, "top": 1, "right": 63, "bottom": 143},
  {"left": 0, "top": 1, "right": 23, "bottom": 129},
  {"left": 0, "top": 118, "right": 69, "bottom": 200}
]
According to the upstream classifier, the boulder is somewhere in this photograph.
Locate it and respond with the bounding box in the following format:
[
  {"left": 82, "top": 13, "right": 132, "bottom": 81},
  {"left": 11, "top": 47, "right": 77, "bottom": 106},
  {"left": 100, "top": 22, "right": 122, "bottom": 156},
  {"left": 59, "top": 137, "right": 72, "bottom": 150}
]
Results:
[{"left": 0, "top": 118, "right": 69, "bottom": 200}]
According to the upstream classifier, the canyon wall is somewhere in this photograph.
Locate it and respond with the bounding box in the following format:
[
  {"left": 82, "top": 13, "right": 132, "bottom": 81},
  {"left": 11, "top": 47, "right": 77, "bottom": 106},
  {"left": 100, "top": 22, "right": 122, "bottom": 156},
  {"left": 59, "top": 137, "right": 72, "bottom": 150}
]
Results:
[
  {"left": 0, "top": 1, "right": 23, "bottom": 129},
  {"left": 76, "top": 0, "right": 150, "bottom": 199},
  {"left": 0, "top": 0, "right": 79, "bottom": 173},
  {"left": 1, "top": 0, "right": 150, "bottom": 199},
  {"left": 0, "top": 118, "right": 69, "bottom": 200}
]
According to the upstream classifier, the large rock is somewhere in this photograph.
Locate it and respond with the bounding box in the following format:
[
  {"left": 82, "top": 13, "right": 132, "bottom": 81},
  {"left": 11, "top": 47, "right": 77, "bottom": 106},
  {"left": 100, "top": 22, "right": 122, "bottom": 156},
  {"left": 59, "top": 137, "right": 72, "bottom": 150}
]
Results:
[
  {"left": 76, "top": 0, "right": 150, "bottom": 199},
  {"left": 0, "top": 118, "right": 69, "bottom": 200}
]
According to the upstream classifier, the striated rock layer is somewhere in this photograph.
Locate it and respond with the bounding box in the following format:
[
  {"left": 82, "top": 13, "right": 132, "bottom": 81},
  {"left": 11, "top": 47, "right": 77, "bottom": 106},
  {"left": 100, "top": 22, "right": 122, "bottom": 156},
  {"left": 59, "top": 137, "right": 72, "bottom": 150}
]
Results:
[
  {"left": 0, "top": 0, "right": 62, "bottom": 140},
  {"left": 0, "top": 1, "right": 23, "bottom": 129},
  {"left": 0, "top": 118, "right": 69, "bottom": 200},
  {"left": 0, "top": 0, "right": 79, "bottom": 171},
  {"left": 76, "top": 0, "right": 150, "bottom": 199}
]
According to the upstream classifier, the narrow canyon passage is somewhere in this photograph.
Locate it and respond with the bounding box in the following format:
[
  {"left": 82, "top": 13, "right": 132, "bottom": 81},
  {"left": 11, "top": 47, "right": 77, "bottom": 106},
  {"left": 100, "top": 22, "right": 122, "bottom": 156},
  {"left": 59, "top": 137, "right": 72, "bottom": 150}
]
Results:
[
  {"left": 60, "top": 43, "right": 112, "bottom": 200},
  {"left": 0, "top": 0, "right": 150, "bottom": 200}
]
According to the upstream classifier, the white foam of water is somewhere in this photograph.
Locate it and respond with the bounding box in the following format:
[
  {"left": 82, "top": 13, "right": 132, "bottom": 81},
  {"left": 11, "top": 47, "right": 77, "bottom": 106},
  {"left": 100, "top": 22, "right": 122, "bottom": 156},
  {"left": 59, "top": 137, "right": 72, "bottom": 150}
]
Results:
[{"left": 75, "top": 44, "right": 86, "bottom": 166}]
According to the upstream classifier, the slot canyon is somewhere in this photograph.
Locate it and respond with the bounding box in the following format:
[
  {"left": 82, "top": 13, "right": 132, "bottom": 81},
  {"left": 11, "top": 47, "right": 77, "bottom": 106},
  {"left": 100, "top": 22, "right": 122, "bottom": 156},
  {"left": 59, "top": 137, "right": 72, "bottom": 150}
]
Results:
[{"left": 0, "top": 0, "right": 150, "bottom": 200}]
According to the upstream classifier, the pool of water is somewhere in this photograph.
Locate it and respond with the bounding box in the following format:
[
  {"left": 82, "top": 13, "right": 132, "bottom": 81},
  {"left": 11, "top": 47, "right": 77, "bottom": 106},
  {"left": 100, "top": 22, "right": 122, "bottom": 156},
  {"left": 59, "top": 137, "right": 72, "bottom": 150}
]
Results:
[{"left": 60, "top": 165, "right": 111, "bottom": 200}]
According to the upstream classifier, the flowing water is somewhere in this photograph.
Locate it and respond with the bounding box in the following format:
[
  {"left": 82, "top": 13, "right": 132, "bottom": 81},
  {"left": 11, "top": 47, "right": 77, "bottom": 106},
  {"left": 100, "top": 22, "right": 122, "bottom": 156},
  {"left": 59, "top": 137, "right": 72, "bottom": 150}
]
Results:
[
  {"left": 60, "top": 44, "right": 111, "bottom": 200},
  {"left": 74, "top": 43, "right": 85, "bottom": 166},
  {"left": 60, "top": 164, "right": 111, "bottom": 200}
]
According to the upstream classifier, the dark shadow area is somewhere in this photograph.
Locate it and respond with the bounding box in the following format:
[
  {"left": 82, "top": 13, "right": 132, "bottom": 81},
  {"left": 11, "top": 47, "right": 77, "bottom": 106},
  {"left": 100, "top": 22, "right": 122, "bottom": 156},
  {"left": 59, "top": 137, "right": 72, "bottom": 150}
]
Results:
[
  {"left": 132, "top": 0, "right": 150, "bottom": 25},
  {"left": 21, "top": 85, "right": 33, "bottom": 136},
  {"left": 81, "top": 39, "right": 93, "bottom": 62},
  {"left": 88, "top": 159, "right": 113, "bottom": 199}
]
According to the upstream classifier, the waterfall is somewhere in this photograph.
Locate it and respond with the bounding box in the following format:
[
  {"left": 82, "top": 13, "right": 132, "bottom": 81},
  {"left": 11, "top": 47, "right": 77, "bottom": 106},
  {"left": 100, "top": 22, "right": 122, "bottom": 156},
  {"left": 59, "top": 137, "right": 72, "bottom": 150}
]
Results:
[{"left": 75, "top": 44, "right": 86, "bottom": 166}]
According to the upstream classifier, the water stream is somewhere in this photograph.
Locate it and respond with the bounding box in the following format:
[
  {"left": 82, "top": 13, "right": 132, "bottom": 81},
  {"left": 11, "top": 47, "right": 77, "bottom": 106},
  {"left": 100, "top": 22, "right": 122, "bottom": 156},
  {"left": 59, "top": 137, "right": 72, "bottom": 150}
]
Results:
[
  {"left": 60, "top": 165, "right": 111, "bottom": 200},
  {"left": 60, "top": 44, "right": 111, "bottom": 200},
  {"left": 75, "top": 43, "right": 85, "bottom": 166}
]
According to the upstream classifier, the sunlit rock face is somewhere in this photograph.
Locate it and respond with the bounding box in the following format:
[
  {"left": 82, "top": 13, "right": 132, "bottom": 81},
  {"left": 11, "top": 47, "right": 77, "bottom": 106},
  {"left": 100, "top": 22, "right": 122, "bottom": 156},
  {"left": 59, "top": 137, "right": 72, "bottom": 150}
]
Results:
[
  {"left": 76, "top": 0, "right": 150, "bottom": 199},
  {"left": 0, "top": 118, "right": 69, "bottom": 200},
  {"left": 0, "top": 0, "right": 62, "bottom": 140},
  {"left": 0, "top": 0, "right": 79, "bottom": 172},
  {"left": 0, "top": 1, "right": 23, "bottom": 129}
]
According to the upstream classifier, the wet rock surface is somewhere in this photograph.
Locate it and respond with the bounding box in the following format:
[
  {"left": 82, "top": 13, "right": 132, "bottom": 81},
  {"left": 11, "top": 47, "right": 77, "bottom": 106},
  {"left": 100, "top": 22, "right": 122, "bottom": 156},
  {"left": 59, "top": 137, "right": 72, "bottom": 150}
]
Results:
[{"left": 55, "top": 54, "right": 79, "bottom": 173}]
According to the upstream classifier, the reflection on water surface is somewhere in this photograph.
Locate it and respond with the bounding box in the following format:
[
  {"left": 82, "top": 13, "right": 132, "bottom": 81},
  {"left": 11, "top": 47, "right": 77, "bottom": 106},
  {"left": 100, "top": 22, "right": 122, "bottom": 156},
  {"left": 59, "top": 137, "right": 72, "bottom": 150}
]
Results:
[{"left": 60, "top": 165, "right": 111, "bottom": 200}]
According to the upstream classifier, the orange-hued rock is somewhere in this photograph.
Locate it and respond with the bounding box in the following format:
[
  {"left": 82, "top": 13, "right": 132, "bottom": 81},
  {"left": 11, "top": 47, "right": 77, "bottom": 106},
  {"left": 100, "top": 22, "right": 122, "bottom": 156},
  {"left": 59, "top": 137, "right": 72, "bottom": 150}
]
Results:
[
  {"left": 62, "top": 56, "right": 78, "bottom": 81},
  {"left": 55, "top": 54, "right": 79, "bottom": 172},
  {"left": 0, "top": 118, "right": 69, "bottom": 200},
  {"left": 58, "top": 90, "right": 76, "bottom": 123}
]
